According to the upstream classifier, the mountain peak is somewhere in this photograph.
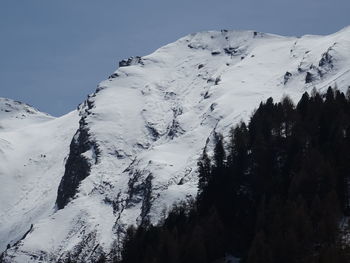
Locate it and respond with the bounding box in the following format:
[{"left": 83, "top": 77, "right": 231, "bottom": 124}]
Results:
[{"left": 0, "top": 98, "right": 53, "bottom": 131}]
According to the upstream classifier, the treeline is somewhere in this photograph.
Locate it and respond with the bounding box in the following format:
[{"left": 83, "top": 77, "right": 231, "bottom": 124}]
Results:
[{"left": 115, "top": 87, "right": 350, "bottom": 263}]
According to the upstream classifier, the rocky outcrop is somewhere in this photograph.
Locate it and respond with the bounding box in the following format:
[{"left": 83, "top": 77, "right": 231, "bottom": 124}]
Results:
[
  {"left": 118, "top": 56, "right": 143, "bottom": 67},
  {"left": 56, "top": 98, "right": 100, "bottom": 210}
]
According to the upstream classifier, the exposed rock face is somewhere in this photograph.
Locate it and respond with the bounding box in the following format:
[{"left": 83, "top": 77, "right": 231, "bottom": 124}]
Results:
[
  {"left": 118, "top": 56, "right": 143, "bottom": 67},
  {"left": 56, "top": 118, "right": 100, "bottom": 209},
  {"left": 56, "top": 95, "right": 101, "bottom": 210},
  {"left": 284, "top": 71, "right": 292, "bottom": 84},
  {"left": 305, "top": 71, "right": 314, "bottom": 84}
]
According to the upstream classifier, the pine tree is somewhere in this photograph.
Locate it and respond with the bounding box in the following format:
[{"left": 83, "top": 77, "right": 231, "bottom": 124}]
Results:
[
  {"left": 197, "top": 148, "right": 211, "bottom": 201},
  {"left": 213, "top": 133, "right": 226, "bottom": 170},
  {"left": 296, "top": 92, "right": 310, "bottom": 118}
]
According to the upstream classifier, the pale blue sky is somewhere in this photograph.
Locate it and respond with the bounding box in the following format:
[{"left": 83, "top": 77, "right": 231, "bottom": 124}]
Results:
[{"left": 0, "top": 0, "right": 349, "bottom": 116}]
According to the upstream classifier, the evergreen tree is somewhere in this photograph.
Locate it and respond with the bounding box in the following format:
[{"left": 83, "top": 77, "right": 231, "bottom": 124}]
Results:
[{"left": 197, "top": 148, "right": 211, "bottom": 203}]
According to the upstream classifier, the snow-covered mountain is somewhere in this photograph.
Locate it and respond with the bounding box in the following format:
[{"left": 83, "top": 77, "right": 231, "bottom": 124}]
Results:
[{"left": 1, "top": 26, "right": 350, "bottom": 262}]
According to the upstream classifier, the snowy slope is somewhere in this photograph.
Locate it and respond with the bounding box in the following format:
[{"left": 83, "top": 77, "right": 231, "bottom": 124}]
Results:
[
  {"left": 0, "top": 99, "right": 79, "bottom": 254},
  {"left": 2, "top": 26, "right": 350, "bottom": 262}
]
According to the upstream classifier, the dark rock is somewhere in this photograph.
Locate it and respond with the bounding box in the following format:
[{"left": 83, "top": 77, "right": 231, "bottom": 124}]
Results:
[
  {"left": 118, "top": 56, "right": 143, "bottom": 68},
  {"left": 95, "top": 86, "right": 106, "bottom": 93},
  {"left": 198, "top": 64, "right": 204, "bottom": 69},
  {"left": 284, "top": 71, "right": 292, "bottom": 85},
  {"left": 317, "top": 68, "right": 324, "bottom": 78},
  {"left": 56, "top": 117, "right": 100, "bottom": 210},
  {"left": 114, "top": 150, "right": 125, "bottom": 159},
  {"left": 136, "top": 143, "right": 150, "bottom": 150},
  {"left": 108, "top": 73, "right": 119, "bottom": 79},
  {"left": 207, "top": 78, "right": 215, "bottom": 83},
  {"left": 164, "top": 91, "right": 177, "bottom": 100},
  {"left": 146, "top": 124, "right": 160, "bottom": 141},
  {"left": 319, "top": 51, "right": 333, "bottom": 68},
  {"left": 210, "top": 103, "right": 217, "bottom": 111},
  {"left": 223, "top": 47, "right": 238, "bottom": 56},
  {"left": 178, "top": 178, "right": 185, "bottom": 185},
  {"left": 204, "top": 91, "right": 210, "bottom": 99},
  {"left": 188, "top": 44, "right": 194, "bottom": 49},
  {"left": 139, "top": 174, "right": 153, "bottom": 227},
  {"left": 211, "top": 50, "right": 221, "bottom": 56},
  {"left": 125, "top": 170, "right": 153, "bottom": 227},
  {"left": 305, "top": 72, "right": 314, "bottom": 84},
  {"left": 167, "top": 119, "right": 185, "bottom": 139}
]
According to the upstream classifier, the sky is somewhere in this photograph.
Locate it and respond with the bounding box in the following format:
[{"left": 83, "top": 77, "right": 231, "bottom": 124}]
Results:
[{"left": 0, "top": 0, "right": 349, "bottom": 116}]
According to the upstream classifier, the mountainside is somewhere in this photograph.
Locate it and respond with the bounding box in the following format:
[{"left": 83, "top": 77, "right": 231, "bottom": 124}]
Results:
[
  {"left": 0, "top": 99, "right": 79, "bottom": 256},
  {"left": 1, "top": 26, "right": 350, "bottom": 262},
  {"left": 118, "top": 88, "right": 350, "bottom": 263}
]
